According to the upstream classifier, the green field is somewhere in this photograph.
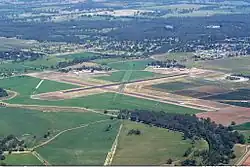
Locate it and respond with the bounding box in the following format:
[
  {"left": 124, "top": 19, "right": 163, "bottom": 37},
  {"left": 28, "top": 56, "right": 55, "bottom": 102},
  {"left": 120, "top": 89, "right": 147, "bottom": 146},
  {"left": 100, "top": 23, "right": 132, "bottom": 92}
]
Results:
[
  {"left": 0, "top": 75, "right": 78, "bottom": 100},
  {"left": 96, "top": 71, "right": 160, "bottom": 82},
  {"left": 0, "top": 76, "right": 201, "bottom": 114},
  {"left": 152, "top": 81, "right": 199, "bottom": 92},
  {"left": 37, "top": 120, "right": 120, "bottom": 165},
  {"left": 1, "top": 153, "right": 42, "bottom": 165},
  {"left": 93, "top": 57, "right": 127, "bottom": 65},
  {"left": 56, "top": 52, "right": 98, "bottom": 60},
  {"left": 0, "top": 107, "right": 107, "bottom": 146},
  {"left": 107, "top": 59, "right": 153, "bottom": 70},
  {"left": 6, "top": 92, "right": 201, "bottom": 114},
  {"left": 112, "top": 121, "right": 208, "bottom": 165},
  {"left": 233, "top": 122, "right": 250, "bottom": 130}
]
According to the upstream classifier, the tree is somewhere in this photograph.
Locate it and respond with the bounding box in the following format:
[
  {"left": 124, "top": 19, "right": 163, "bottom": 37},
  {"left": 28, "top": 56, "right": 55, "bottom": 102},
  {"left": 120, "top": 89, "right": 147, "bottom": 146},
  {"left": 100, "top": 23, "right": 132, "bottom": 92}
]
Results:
[
  {"left": 166, "top": 158, "right": 172, "bottom": 164},
  {"left": 231, "top": 121, "right": 236, "bottom": 126},
  {"left": 0, "top": 155, "right": 5, "bottom": 161},
  {"left": 181, "top": 159, "right": 196, "bottom": 166},
  {"left": 0, "top": 88, "right": 8, "bottom": 97}
]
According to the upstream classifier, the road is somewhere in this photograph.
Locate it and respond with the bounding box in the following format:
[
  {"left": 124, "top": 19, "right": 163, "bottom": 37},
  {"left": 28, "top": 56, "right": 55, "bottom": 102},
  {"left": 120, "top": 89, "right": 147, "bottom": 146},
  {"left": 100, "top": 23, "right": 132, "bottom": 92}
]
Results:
[
  {"left": 236, "top": 145, "right": 250, "bottom": 165},
  {"left": 104, "top": 123, "right": 123, "bottom": 166}
]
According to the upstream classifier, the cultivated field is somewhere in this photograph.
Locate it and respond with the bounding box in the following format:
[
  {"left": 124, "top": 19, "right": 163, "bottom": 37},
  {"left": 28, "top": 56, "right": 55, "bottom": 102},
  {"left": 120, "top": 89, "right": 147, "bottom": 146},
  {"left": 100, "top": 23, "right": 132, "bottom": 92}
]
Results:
[{"left": 196, "top": 56, "right": 250, "bottom": 75}]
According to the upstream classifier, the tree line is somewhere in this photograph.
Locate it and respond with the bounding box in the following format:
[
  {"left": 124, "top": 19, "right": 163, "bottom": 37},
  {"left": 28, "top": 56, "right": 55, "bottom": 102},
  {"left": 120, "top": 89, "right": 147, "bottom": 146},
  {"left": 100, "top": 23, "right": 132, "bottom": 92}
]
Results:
[
  {"left": 0, "top": 50, "right": 44, "bottom": 62},
  {"left": 117, "top": 109, "right": 245, "bottom": 165},
  {"left": 148, "top": 60, "right": 186, "bottom": 68},
  {"left": 59, "top": 65, "right": 112, "bottom": 73},
  {"left": 0, "top": 135, "right": 26, "bottom": 161},
  {"left": 56, "top": 53, "right": 124, "bottom": 68}
]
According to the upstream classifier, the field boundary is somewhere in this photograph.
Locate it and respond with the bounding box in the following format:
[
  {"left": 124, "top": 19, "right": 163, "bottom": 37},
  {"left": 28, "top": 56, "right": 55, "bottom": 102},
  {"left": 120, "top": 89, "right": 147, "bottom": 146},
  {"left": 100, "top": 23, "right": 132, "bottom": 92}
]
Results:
[
  {"left": 32, "top": 150, "right": 51, "bottom": 166},
  {"left": 104, "top": 123, "right": 123, "bottom": 166}
]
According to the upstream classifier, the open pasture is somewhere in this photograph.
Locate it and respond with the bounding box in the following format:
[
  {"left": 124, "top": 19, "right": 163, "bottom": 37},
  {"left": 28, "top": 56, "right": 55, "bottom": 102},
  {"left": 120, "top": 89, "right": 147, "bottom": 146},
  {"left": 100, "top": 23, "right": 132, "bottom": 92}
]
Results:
[
  {"left": 7, "top": 91, "right": 201, "bottom": 114},
  {"left": 96, "top": 71, "right": 160, "bottom": 82},
  {"left": 112, "top": 121, "right": 208, "bottom": 165},
  {"left": 152, "top": 81, "right": 200, "bottom": 92},
  {"left": 56, "top": 52, "right": 98, "bottom": 60},
  {"left": 0, "top": 75, "right": 78, "bottom": 104},
  {"left": 0, "top": 107, "right": 107, "bottom": 146},
  {"left": 197, "top": 56, "right": 250, "bottom": 75},
  {"left": 27, "top": 71, "right": 106, "bottom": 86},
  {"left": 107, "top": 59, "right": 153, "bottom": 70},
  {"left": 1, "top": 153, "right": 42, "bottom": 165},
  {"left": 37, "top": 120, "right": 120, "bottom": 165}
]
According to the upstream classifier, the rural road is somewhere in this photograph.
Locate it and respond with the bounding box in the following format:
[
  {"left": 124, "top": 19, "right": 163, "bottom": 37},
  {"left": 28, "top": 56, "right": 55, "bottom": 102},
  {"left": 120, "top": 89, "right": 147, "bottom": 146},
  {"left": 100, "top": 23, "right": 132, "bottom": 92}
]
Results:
[
  {"left": 236, "top": 145, "right": 250, "bottom": 165},
  {"left": 104, "top": 123, "right": 123, "bottom": 166}
]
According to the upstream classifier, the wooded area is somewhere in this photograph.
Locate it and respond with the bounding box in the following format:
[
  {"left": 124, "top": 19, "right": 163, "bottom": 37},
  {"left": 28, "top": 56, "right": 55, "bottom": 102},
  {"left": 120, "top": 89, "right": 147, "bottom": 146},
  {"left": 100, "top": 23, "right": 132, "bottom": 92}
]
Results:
[{"left": 118, "top": 109, "right": 245, "bottom": 165}]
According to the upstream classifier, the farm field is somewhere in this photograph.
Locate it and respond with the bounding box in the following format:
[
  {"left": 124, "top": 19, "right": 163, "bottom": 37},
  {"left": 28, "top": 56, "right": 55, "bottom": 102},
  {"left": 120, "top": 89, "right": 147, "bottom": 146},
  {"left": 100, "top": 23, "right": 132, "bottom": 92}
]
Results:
[
  {"left": 107, "top": 59, "right": 153, "bottom": 70},
  {"left": 0, "top": 107, "right": 107, "bottom": 146},
  {"left": 1, "top": 153, "right": 42, "bottom": 165},
  {"left": 112, "top": 121, "right": 208, "bottom": 165},
  {"left": 224, "top": 102, "right": 250, "bottom": 108},
  {"left": 37, "top": 120, "right": 120, "bottom": 165},
  {"left": 195, "top": 56, "right": 250, "bottom": 75},
  {"left": 96, "top": 71, "right": 161, "bottom": 82},
  {"left": 93, "top": 57, "right": 127, "bottom": 65},
  {"left": 56, "top": 52, "right": 98, "bottom": 60},
  {"left": 152, "top": 81, "right": 200, "bottom": 92},
  {"left": 204, "top": 89, "right": 250, "bottom": 100}
]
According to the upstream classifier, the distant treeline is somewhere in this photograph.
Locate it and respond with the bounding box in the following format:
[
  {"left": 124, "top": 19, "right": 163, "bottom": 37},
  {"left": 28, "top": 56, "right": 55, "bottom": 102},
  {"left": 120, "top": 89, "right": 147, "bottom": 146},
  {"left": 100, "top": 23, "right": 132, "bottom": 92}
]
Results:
[
  {"left": 148, "top": 60, "right": 186, "bottom": 68},
  {"left": 56, "top": 54, "right": 125, "bottom": 68},
  {"left": 118, "top": 109, "right": 245, "bottom": 165},
  {"left": 2, "top": 14, "right": 250, "bottom": 53},
  {"left": 59, "top": 65, "right": 112, "bottom": 73},
  {"left": 0, "top": 50, "right": 44, "bottom": 62}
]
